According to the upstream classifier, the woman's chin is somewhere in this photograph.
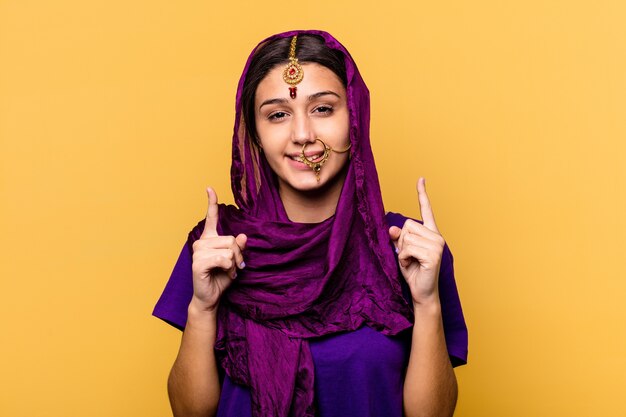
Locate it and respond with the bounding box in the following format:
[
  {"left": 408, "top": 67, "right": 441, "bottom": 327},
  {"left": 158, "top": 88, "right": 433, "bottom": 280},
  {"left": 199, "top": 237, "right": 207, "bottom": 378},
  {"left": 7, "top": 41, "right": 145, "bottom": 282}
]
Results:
[
  {"left": 277, "top": 162, "right": 348, "bottom": 196},
  {"left": 278, "top": 172, "right": 331, "bottom": 194},
  {"left": 288, "top": 177, "right": 326, "bottom": 192}
]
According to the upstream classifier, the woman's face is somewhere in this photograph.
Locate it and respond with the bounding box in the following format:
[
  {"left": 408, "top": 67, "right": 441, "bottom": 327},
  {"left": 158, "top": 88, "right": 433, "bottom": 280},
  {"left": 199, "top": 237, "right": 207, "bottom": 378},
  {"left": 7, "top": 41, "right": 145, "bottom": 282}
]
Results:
[{"left": 254, "top": 62, "right": 350, "bottom": 194}]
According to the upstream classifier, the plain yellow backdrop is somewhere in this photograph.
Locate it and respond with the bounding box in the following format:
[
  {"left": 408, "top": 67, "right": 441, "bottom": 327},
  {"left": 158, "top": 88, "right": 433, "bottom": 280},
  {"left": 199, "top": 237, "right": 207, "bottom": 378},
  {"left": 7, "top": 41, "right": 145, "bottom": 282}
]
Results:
[{"left": 1, "top": 1, "right": 624, "bottom": 416}]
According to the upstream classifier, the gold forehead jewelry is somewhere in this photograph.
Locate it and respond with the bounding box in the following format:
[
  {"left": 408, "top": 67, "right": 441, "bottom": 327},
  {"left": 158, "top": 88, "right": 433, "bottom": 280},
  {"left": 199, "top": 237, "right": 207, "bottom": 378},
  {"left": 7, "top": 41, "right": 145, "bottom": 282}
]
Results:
[
  {"left": 282, "top": 35, "right": 304, "bottom": 99},
  {"left": 299, "top": 138, "right": 352, "bottom": 182}
]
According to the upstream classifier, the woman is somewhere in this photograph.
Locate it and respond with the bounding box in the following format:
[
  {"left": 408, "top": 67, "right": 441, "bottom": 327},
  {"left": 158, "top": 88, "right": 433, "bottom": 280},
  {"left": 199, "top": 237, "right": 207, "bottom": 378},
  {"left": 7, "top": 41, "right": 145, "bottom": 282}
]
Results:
[{"left": 153, "top": 30, "right": 468, "bottom": 417}]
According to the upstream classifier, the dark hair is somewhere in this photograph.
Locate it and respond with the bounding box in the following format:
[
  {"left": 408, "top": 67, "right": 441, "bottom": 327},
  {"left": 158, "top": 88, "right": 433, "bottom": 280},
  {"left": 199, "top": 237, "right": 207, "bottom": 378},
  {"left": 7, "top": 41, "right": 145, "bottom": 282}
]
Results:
[{"left": 241, "top": 34, "right": 348, "bottom": 144}]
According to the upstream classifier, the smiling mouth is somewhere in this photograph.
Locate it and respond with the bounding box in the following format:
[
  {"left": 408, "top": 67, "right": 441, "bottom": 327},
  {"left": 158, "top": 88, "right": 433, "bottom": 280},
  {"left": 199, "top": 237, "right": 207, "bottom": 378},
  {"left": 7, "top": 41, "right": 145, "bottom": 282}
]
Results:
[{"left": 288, "top": 153, "right": 324, "bottom": 162}]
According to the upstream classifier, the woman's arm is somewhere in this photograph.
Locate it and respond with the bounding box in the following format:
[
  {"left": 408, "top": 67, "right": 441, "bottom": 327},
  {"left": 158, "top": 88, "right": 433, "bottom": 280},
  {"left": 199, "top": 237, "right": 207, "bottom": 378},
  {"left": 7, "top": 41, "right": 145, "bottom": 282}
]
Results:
[
  {"left": 388, "top": 178, "right": 459, "bottom": 416},
  {"left": 166, "top": 187, "right": 247, "bottom": 417},
  {"left": 168, "top": 300, "right": 221, "bottom": 417},
  {"left": 403, "top": 299, "right": 457, "bottom": 417}
]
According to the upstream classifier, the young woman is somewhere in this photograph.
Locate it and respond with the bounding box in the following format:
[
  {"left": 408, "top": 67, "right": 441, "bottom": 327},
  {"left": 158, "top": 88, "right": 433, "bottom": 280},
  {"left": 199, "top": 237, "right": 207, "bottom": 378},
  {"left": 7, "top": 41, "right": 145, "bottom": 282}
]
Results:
[{"left": 153, "top": 30, "right": 468, "bottom": 417}]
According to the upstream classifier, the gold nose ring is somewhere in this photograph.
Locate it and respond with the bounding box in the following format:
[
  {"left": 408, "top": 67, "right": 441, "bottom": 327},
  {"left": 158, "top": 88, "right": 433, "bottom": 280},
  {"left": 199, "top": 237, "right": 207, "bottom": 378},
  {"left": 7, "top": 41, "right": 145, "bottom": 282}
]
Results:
[{"left": 299, "top": 138, "right": 352, "bottom": 182}]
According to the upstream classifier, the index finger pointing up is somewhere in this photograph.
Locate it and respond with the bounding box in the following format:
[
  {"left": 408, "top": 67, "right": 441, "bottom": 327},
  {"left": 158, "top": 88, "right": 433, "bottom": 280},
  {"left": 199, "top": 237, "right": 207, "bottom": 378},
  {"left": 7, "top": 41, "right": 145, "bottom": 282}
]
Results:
[
  {"left": 201, "top": 186, "right": 219, "bottom": 238},
  {"left": 417, "top": 177, "right": 440, "bottom": 234}
]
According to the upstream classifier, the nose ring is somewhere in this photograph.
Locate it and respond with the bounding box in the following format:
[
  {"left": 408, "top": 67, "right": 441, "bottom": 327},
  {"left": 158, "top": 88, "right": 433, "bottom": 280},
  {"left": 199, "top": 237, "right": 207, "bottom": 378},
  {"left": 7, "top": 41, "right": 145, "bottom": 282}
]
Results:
[{"left": 299, "top": 138, "right": 352, "bottom": 182}]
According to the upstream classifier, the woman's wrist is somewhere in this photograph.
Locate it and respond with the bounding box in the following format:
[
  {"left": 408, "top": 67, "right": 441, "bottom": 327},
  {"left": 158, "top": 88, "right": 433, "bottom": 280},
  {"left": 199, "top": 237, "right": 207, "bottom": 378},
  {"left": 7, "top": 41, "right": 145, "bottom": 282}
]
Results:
[
  {"left": 187, "top": 298, "right": 219, "bottom": 329},
  {"left": 411, "top": 285, "right": 441, "bottom": 308},
  {"left": 412, "top": 295, "right": 442, "bottom": 317},
  {"left": 189, "top": 295, "right": 219, "bottom": 314}
]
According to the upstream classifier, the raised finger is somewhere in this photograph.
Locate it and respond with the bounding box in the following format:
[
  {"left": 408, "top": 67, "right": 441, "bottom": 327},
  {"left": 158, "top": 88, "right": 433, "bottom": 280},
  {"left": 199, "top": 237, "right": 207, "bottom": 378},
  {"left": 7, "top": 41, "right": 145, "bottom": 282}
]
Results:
[
  {"left": 417, "top": 177, "right": 439, "bottom": 233},
  {"left": 201, "top": 187, "right": 220, "bottom": 238}
]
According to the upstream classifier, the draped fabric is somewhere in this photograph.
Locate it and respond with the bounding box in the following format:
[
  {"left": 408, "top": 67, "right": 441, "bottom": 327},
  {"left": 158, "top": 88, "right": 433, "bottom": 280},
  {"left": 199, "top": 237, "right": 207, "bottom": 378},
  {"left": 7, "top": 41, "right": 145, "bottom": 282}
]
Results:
[{"left": 186, "top": 30, "right": 415, "bottom": 417}]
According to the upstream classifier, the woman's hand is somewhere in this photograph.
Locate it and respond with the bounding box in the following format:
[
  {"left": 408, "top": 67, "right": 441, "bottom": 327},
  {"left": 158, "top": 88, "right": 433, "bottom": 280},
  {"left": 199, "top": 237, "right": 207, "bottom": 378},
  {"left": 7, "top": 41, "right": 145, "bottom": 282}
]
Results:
[
  {"left": 190, "top": 187, "right": 247, "bottom": 314},
  {"left": 389, "top": 177, "right": 445, "bottom": 306}
]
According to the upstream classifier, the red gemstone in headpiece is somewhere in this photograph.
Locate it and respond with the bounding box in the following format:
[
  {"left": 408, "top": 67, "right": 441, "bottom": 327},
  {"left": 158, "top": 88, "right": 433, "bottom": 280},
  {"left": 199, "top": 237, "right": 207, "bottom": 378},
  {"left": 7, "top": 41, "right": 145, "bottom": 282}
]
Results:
[
  {"left": 289, "top": 87, "right": 297, "bottom": 99},
  {"left": 289, "top": 68, "right": 296, "bottom": 76}
]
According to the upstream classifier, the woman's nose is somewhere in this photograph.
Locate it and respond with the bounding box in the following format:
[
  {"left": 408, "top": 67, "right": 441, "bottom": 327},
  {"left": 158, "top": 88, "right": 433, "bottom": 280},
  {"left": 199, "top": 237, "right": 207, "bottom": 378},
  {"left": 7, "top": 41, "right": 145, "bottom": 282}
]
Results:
[{"left": 290, "top": 112, "right": 316, "bottom": 145}]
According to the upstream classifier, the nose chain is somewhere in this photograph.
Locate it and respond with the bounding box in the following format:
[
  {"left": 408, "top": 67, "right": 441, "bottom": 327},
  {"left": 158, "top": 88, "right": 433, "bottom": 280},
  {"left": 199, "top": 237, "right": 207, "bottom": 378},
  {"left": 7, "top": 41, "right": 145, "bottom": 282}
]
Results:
[{"left": 299, "top": 138, "right": 352, "bottom": 182}]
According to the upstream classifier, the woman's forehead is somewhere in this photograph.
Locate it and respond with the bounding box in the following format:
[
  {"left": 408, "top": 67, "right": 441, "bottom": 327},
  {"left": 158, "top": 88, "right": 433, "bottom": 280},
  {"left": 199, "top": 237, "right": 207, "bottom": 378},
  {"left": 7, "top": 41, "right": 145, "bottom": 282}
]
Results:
[{"left": 255, "top": 63, "right": 345, "bottom": 103}]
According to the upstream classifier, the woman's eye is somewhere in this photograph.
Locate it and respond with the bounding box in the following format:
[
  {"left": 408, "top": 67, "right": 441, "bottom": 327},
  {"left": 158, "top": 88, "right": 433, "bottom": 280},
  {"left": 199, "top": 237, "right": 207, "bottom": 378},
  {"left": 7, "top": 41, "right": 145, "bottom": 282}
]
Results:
[
  {"left": 268, "top": 111, "right": 288, "bottom": 120},
  {"left": 314, "top": 106, "right": 333, "bottom": 114}
]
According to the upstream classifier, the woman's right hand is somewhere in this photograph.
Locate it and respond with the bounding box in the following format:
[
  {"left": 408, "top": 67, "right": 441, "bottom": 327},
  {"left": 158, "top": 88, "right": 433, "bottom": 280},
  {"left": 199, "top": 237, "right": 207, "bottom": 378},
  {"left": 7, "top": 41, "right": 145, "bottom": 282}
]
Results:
[{"left": 190, "top": 187, "right": 247, "bottom": 314}]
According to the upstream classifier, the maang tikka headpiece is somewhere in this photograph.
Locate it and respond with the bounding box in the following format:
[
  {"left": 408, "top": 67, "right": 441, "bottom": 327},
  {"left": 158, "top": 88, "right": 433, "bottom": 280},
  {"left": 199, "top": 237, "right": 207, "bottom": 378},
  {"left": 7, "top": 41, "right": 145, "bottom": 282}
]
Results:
[{"left": 282, "top": 35, "right": 303, "bottom": 99}]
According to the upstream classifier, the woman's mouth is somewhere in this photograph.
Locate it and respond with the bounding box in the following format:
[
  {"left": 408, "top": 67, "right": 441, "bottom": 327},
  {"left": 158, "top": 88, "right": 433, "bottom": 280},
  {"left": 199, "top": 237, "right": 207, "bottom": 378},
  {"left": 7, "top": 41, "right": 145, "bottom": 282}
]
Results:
[
  {"left": 288, "top": 154, "right": 323, "bottom": 162},
  {"left": 286, "top": 153, "right": 325, "bottom": 171}
]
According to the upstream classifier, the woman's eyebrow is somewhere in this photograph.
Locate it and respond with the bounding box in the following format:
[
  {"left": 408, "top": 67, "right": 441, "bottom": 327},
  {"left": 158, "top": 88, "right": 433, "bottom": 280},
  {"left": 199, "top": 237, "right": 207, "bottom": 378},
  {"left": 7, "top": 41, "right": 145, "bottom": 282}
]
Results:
[
  {"left": 307, "top": 90, "right": 341, "bottom": 101},
  {"left": 258, "top": 90, "right": 341, "bottom": 110}
]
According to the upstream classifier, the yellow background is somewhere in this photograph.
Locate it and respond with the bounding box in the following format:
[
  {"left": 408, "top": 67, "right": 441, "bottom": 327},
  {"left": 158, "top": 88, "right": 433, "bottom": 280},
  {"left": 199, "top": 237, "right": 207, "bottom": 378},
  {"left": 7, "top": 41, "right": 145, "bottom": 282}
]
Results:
[{"left": 1, "top": 1, "right": 624, "bottom": 416}]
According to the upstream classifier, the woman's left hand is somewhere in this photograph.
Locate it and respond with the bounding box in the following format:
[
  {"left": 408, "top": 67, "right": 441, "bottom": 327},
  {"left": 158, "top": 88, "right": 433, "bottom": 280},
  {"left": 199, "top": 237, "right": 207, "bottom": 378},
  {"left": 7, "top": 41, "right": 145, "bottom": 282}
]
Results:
[{"left": 389, "top": 177, "right": 446, "bottom": 306}]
